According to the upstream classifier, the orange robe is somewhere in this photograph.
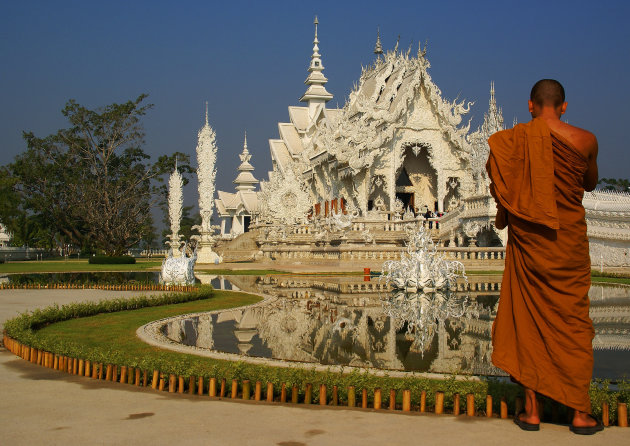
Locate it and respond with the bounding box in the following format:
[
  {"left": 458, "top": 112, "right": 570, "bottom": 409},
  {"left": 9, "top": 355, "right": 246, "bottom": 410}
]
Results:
[{"left": 486, "top": 117, "right": 594, "bottom": 413}]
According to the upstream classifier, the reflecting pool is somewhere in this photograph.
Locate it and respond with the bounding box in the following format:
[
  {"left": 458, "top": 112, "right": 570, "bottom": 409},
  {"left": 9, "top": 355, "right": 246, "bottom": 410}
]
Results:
[{"left": 161, "top": 275, "right": 630, "bottom": 379}]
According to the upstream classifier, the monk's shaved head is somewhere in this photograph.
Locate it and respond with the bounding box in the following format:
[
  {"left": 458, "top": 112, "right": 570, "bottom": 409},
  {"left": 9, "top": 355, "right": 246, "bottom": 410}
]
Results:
[{"left": 530, "top": 79, "right": 565, "bottom": 107}]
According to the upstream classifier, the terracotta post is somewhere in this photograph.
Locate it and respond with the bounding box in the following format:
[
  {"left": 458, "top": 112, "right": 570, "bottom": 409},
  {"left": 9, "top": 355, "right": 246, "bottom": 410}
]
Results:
[
  {"left": 85, "top": 361, "right": 91, "bottom": 377},
  {"left": 128, "top": 368, "right": 135, "bottom": 384},
  {"left": 231, "top": 379, "right": 238, "bottom": 398},
  {"left": 291, "top": 385, "right": 298, "bottom": 404},
  {"left": 500, "top": 396, "right": 508, "bottom": 419},
  {"left": 332, "top": 386, "right": 339, "bottom": 406},
  {"left": 347, "top": 386, "right": 356, "bottom": 408},
  {"left": 486, "top": 395, "right": 493, "bottom": 417},
  {"left": 106, "top": 364, "right": 113, "bottom": 381},
  {"left": 197, "top": 376, "right": 204, "bottom": 395},
  {"left": 304, "top": 383, "right": 312, "bottom": 404},
  {"left": 159, "top": 375, "right": 166, "bottom": 391},
  {"left": 209, "top": 377, "right": 217, "bottom": 397},
  {"left": 177, "top": 375, "right": 184, "bottom": 394},
  {"left": 168, "top": 374, "right": 176, "bottom": 393},
  {"left": 361, "top": 388, "right": 368, "bottom": 409},
  {"left": 220, "top": 378, "right": 226, "bottom": 398},
  {"left": 135, "top": 368, "right": 141, "bottom": 386},
  {"left": 389, "top": 389, "right": 396, "bottom": 410},
  {"left": 280, "top": 383, "right": 287, "bottom": 403},
  {"left": 435, "top": 391, "right": 444, "bottom": 415},
  {"left": 242, "top": 380, "right": 251, "bottom": 400},
  {"left": 402, "top": 390, "right": 411, "bottom": 412},
  {"left": 319, "top": 384, "right": 327, "bottom": 406},
  {"left": 602, "top": 402, "right": 609, "bottom": 427},
  {"left": 466, "top": 394, "right": 475, "bottom": 416},
  {"left": 151, "top": 370, "right": 159, "bottom": 390},
  {"left": 143, "top": 370, "right": 148, "bottom": 387},
  {"left": 120, "top": 366, "right": 127, "bottom": 384},
  {"left": 255, "top": 381, "right": 262, "bottom": 401},
  {"left": 266, "top": 382, "right": 274, "bottom": 402},
  {"left": 374, "top": 388, "right": 382, "bottom": 410},
  {"left": 618, "top": 402, "right": 628, "bottom": 427},
  {"left": 98, "top": 363, "right": 104, "bottom": 380}
]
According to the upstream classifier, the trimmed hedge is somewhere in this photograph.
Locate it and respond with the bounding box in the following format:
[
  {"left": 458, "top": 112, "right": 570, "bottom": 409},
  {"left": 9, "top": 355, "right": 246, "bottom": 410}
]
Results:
[{"left": 88, "top": 255, "right": 136, "bottom": 264}]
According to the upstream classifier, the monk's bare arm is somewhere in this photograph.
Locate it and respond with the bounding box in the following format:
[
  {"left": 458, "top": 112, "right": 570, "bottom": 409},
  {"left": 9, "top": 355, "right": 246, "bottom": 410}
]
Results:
[{"left": 583, "top": 134, "right": 598, "bottom": 192}]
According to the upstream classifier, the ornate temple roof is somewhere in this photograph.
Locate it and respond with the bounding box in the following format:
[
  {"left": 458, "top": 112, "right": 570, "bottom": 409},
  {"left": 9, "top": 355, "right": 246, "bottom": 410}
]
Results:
[
  {"left": 234, "top": 132, "right": 259, "bottom": 191},
  {"left": 215, "top": 132, "right": 260, "bottom": 218},
  {"left": 299, "top": 16, "right": 333, "bottom": 107}
]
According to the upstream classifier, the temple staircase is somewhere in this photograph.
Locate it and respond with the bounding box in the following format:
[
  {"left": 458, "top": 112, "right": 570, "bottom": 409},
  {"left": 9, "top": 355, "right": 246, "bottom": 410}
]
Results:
[{"left": 214, "top": 229, "right": 261, "bottom": 262}]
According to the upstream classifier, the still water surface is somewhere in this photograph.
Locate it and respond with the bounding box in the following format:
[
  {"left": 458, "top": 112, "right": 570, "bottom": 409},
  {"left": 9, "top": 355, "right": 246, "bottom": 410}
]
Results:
[{"left": 162, "top": 275, "right": 630, "bottom": 380}]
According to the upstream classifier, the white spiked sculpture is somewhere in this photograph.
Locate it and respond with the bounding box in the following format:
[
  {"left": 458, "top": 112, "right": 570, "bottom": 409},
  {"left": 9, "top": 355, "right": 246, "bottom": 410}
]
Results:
[
  {"left": 194, "top": 102, "right": 222, "bottom": 264},
  {"left": 166, "top": 162, "right": 183, "bottom": 257}
]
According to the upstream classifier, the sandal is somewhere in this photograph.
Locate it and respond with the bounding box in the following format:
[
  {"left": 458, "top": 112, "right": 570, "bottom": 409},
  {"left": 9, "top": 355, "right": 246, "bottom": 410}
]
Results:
[
  {"left": 514, "top": 411, "right": 540, "bottom": 431},
  {"left": 569, "top": 414, "right": 604, "bottom": 435}
]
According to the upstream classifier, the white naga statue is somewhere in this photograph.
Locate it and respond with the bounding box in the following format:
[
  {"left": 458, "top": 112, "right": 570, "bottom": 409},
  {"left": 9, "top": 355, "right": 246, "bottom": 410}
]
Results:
[
  {"left": 160, "top": 242, "right": 197, "bottom": 286},
  {"left": 381, "top": 226, "right": 466, "bottom": 292},
  {"left": 161, "top": 164, "right": 198, "bottom": 285}
]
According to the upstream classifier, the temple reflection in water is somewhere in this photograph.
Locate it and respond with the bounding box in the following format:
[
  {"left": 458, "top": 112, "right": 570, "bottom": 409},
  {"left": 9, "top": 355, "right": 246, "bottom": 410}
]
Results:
[{"left": 161, "top": 275, "right": 630, "bottom": 378}]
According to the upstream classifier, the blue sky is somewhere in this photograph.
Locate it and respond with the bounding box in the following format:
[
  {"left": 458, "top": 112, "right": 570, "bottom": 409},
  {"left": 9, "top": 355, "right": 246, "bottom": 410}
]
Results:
[{"left": 1, "top": 0, "right": 628, "bottom": 209}]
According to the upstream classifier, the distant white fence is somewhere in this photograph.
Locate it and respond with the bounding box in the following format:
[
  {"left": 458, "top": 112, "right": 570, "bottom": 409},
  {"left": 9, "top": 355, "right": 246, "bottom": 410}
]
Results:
[{"left": 0, "top": 247, "right": 50, "bottom": 262}]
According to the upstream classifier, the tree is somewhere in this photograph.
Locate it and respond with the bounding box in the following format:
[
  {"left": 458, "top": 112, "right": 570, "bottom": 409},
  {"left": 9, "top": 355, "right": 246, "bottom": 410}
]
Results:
[
  {"left": 598, "top": 178, "right": 630, "bottom": 192},
  {"left": 4, "top": 95, "right": 184, "bottom": 255}
]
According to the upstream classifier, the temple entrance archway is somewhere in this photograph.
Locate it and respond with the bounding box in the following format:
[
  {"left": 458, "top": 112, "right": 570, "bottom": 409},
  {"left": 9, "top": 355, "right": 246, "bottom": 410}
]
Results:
[{"left": 396, "top": 144, "right": 437, "bottom": 214}]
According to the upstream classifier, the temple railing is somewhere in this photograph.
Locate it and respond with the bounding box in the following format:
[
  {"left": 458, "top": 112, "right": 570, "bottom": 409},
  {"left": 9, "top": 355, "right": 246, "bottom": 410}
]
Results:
[{"left": 261, "top": 245, "right": 506, "bottom": 263}]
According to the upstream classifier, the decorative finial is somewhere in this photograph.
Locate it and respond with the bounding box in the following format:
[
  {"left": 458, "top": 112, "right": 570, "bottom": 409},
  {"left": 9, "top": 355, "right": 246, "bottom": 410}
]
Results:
[
  {"left": 513, "top": 117, "right": 518, "bottom": 128},
  {"left": 205, "top": 101, "right": 208, "bottom": 125},
  {"left": 243, "top": 131, "right": 248, "bottom": 151},
  {"left": 394, "top": 35, "right": 400, "bottom": 53},
  {"left": 374, "top": 27, "right": 383, "bottom": 56},
  {"left": 175, "top": 154, "right": 178, "bottom": 171}
]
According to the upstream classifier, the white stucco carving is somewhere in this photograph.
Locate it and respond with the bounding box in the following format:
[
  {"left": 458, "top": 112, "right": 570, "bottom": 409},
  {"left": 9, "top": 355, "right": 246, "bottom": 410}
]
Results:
[{"left": 166, "top": 165, "right": 183, "bottom": 256}]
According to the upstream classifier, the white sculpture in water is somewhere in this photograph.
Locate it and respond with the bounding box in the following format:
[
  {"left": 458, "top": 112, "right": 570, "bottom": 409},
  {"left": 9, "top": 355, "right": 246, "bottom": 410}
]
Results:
[
  {"left": 381, "top": 226, "right": 466, "bottom": 292},
  {"left": 194, "top": 103, "right": 222, "bottom": 264},
  {"left": 160, "top": 242, "right": 197, "bottom": 285},
  {"left": 165, "top": 163, "right": 183, "bottom": 257}
]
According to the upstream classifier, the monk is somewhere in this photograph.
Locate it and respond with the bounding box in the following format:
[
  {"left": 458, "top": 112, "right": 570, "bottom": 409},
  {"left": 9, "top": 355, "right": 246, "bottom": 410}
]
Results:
[{"left": 486, "top": 79, "right": 601, "bottom": 434}]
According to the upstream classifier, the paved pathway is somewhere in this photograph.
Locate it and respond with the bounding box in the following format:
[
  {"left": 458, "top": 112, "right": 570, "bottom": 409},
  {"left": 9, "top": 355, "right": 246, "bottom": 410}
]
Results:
[{"left": 1, "top": 289, "right": 628, "bottom": 445}]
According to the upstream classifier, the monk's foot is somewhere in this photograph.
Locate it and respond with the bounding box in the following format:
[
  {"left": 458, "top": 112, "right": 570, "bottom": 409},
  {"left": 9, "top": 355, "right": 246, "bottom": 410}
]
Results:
[
  {"left": 518, "top": 411, "right": 540, "bottom": 425},
  {"left": 570, "top": 411, "right": 603, "bottom": 435},
  {"left": 514, "top": 411, "right": 540, "bottom": 431},
  {"left": 572, "top": 411, "right": 598, "bottom": 428}
]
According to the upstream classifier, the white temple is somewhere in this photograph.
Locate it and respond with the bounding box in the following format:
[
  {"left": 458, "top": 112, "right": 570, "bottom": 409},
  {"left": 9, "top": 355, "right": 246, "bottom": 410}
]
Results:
[
  {"left": 206, "top": 18, "right": 629, "bottom": 267},
  {"left": 215, "top": 133, "right": 261, "bottom": 238}
]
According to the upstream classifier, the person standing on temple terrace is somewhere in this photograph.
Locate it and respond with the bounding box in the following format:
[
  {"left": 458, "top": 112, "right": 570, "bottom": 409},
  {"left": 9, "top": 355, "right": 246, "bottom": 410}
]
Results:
[{"left": 486, "top": 79, "right": 602, "bottom": 435}]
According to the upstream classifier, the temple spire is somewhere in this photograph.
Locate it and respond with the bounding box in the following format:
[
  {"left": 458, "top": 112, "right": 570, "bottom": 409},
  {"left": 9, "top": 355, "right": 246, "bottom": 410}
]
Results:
[
  {"left": 300, "top": 16, "right": 333, "bottom": 120},
  {"left": 205, "top": 101, "right": 208, "bottom": 125},
  {"left": 234, "top": 130, "right": 258, "bottom": 191},
  {"left": 374, "top": 27, "right": 383, "bottom": 56}
]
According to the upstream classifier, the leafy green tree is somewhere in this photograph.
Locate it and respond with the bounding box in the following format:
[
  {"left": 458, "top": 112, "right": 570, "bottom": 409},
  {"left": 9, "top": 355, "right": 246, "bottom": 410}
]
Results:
[
  {"left": 4, "top": 95, "right": 186, "bottom": 255},
  {"left": 598, "top": 178, "right": 629, "bottom": 192}
]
